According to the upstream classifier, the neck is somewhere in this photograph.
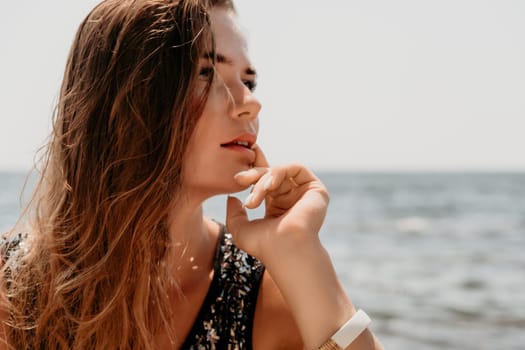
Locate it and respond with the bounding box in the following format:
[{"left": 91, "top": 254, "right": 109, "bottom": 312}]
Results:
[{"left": 166, "top": 195, "right": 217, "bottom": 292}]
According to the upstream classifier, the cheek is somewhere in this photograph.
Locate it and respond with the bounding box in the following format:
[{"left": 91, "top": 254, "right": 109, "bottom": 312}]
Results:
[
  {"left": 182, "top": 115, "right": 219, "bottom": 176},
  {"left": 189, "top": 79, "right": 225, "bottom": 123},
  {"left": 209, "top": 78, "right": 235, "bottom": 111}
]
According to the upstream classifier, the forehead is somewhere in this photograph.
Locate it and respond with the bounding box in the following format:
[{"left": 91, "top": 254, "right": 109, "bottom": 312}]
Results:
[{"left": 209, "top": 8, "right": 250, "bottom": 64}]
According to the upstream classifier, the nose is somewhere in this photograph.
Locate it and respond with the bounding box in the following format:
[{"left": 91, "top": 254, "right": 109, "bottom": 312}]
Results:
[{"left": 229, "top": 82, "right": 261, "bottom": 120}]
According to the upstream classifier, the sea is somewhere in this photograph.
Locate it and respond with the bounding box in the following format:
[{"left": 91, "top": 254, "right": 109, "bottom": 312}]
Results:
[{"left": 1, "top": 171, "right": 524, "bottom": 349}]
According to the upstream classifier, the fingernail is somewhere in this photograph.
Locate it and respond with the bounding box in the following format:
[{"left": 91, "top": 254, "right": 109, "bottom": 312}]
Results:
[
  {"left": 234, "top": 171, "right": 247, "bottom": 179},
  {"left": 235, "top": 168, "right": 256, "bottom": 178},
  {"left": 244, "top": 193, "right": 254, "bottom": 206},
  {"left": 263, "top": 175, "right": 273, "bottom": 191}
]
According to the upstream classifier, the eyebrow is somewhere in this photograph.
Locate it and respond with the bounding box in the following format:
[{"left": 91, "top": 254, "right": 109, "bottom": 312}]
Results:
[{"left": 202, "top": 51, "right": 257, "bottom": 76}]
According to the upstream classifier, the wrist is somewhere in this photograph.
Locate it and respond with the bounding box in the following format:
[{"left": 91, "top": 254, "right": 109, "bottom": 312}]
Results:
[
  {"left": 318, "top": 310, "right": 372, "bottom": 350},
  {"left": 262, "top": 240, "right": 355, "bottom": 348},
  {"left": 259, "top": 229, "right": 322, "bottom": 267}
]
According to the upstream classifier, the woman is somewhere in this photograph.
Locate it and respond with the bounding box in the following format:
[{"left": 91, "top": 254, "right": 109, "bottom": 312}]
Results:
[{"left": 0, "top": 0, "right": 384, "bottom": 349}]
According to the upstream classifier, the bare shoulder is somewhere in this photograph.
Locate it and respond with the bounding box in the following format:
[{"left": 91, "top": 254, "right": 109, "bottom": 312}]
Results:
[{"left": 252, "top": 270, "right": 304, "bottom": 350}]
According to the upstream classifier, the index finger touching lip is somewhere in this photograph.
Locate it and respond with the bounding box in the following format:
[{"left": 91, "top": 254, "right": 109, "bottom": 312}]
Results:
[{"left": 251, "top": 144, "right": 270, "bottom": 168}]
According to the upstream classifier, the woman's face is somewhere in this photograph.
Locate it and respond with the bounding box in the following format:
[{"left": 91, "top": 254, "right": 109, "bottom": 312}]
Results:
[{"left": 183, "top": 7, "right": 261, "bottom": 198}]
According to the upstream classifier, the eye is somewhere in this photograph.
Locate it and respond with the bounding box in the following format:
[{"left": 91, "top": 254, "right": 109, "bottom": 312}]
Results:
[
  {"left": 198, "top": 66, "right": 214, "bottom": 80},
  {"left": 243, "top": 79, "right": 257, "bottom": 92}
]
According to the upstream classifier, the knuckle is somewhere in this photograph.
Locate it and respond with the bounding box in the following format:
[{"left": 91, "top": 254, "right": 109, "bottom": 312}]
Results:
[
  {"left": 322, "top": 189, "right": 330, "bottom": 204},
  {"left": 315, "top": 186, "right": 330, "bottom": 204},
  {"left": 290, "top": 162, "right": 306, "bottom": 170}
]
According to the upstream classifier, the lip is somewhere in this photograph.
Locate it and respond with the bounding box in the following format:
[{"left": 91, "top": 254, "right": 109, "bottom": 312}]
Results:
[
  {"left": 220, "top": 132, "right": 257, "bottom": 149},
  {"left": 220, "top": 132, "right": 257, "bottom": 161}
]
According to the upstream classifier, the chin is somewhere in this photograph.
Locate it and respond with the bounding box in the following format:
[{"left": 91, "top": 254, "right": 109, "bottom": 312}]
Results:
[{"left": 220, "top": 181, "right": 250, "bottom": 195}]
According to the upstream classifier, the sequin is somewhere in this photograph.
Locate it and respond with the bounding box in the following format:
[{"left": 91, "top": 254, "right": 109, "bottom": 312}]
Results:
[{"left": 181, "top": 226, "right": 265, "bottom": 350}]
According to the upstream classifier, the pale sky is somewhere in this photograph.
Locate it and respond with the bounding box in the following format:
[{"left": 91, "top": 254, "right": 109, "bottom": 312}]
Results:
[{"left": 1, "top": 0, "right": 524, "bottom": 172}]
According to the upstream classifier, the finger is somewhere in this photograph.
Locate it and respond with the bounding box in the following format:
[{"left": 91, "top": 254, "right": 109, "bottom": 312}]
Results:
[
  {"left": 233, "top": 167, "right": 269, "bottom": 187},
  {"left": 226, "top": 196, "right": 277, "bottom": 258},
  {"left": 252, "top": 144, "right": 270, "bottom": 168},
  {"left": 264, "top": 163, "right": 317, "bottom": 192},
  {"left": 225, "top": 196, "right": 249, "bottom": 238},
  {"left": 268, "top": 182, "right": 309, "bottom": 208},
  {"left": 246, "top": 163, "right": 317, "bottom": 209},
  {"left": 244, "top": 171, "right": 274, "bottom": 209},
  {"left": 266, "top": 175, "right": 296, "bottom": 197},
  {"left": 266, "top": 181, "right": 295, "bottom": 198}
]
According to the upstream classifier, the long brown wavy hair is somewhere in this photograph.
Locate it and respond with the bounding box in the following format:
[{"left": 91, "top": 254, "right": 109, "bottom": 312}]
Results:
[{"left": 1, "top": 0, "right": 234, "bottom": 348}]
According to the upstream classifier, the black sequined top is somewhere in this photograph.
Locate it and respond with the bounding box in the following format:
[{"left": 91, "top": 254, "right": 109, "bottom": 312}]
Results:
[
  {"left": 181, "top": 226, "right": 265, "bottom": 349},
  {"left": 1, "top": 228, "right": 266, "bottom": 350}
]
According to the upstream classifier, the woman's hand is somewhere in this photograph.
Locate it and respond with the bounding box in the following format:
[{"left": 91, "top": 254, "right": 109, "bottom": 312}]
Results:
[
  {"left": 226, "top": 145, "right": 384, "bottom": 350},
  {"left": 225, "top": 144, "right": 329, "bottom": 263}
]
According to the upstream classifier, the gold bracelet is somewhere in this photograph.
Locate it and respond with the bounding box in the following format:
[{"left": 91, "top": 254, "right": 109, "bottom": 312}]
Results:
[{"left": 318, "top": 339, "right": 343, "bottom": 350}]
